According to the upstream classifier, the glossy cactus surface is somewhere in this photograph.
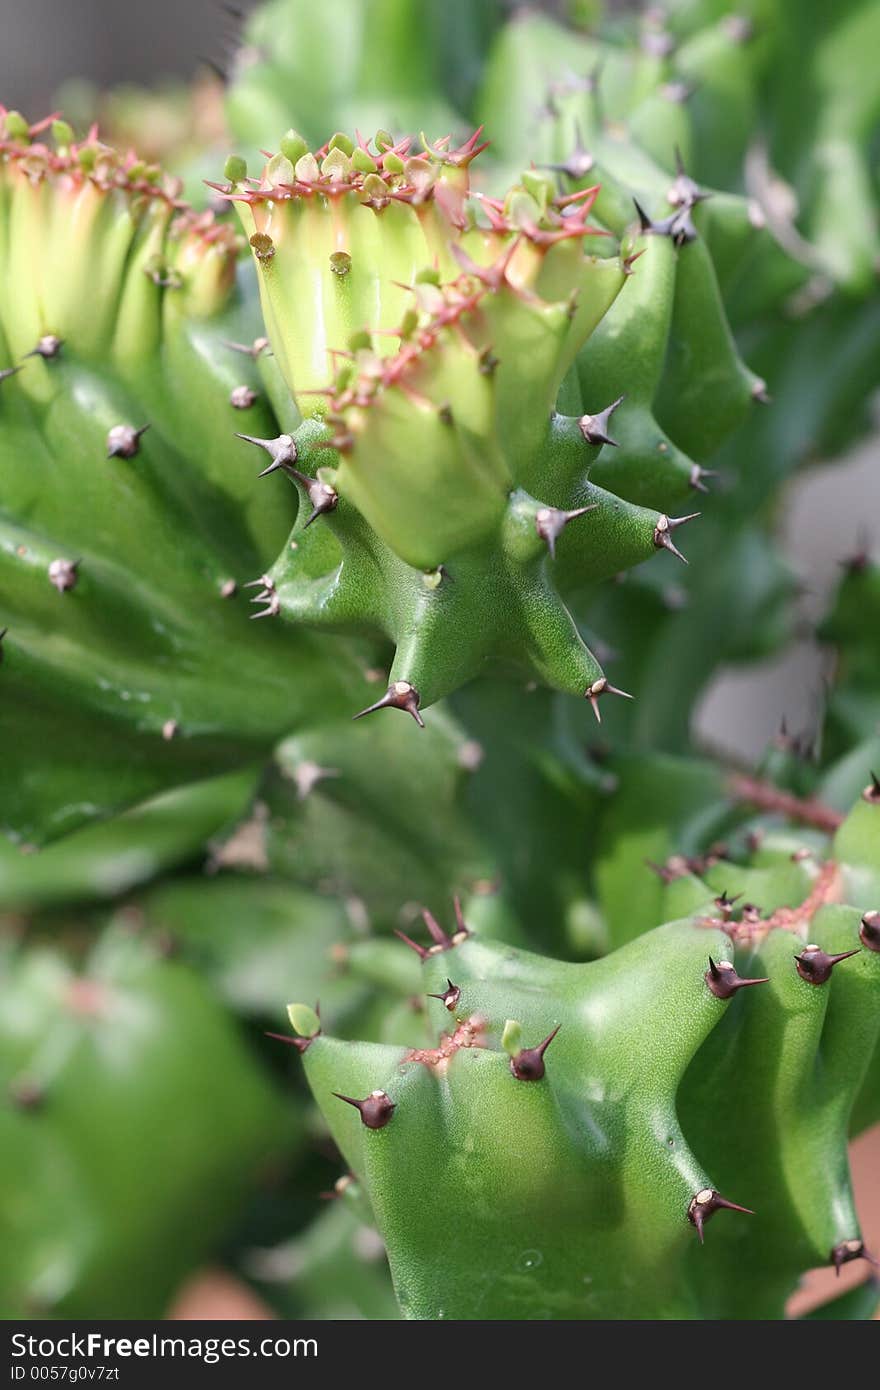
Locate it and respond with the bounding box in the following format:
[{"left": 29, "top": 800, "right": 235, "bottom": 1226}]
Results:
[
  {"left": 1, "top": 0, "right": 879, "bottom": 1328},
  {"left": 295, "top": 785, "right": 880, "bottom": 1319}
]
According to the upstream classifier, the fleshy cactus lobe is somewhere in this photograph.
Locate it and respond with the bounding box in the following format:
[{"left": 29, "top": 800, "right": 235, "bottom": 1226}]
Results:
[
  {"left": 217, "top": 128, "right": 710, "bottom": 720},
  {"left": 291, "top": 786, "right": 880, "bottom": 1320}
]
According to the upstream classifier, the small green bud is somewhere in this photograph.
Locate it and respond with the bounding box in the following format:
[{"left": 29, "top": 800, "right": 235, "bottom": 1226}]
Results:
[
  {"left": 521, "top": 170, "right": 554, "bottom": 211},
  {"left": 383, "top": 152, "right": 405, "bottom": 175},
  {"left": 280, "top": 129, "right": 309, "bottom": 164},
  {"left": 348, "top": 329, "right": 373, "bottom": 353},
  {"left": 287, "top": 1002, "right": 321, "bottom": 1038},
  {"left": 362, "top": 173, "right": 390, "bottom": 201},
  {"left": 501, "top": 1019, "right": 523, "bottom": 1058},
  {"left": 415, "top": 267, "right": 441, "bottom": 286},
  {"left": 329, "top": 131, "right": 354, "bottom": 156},
  {"left": 352, "top": 147, "right": 378, "bottom": 174},
  {"left": 506, "top": 190, "right": 543, "bottom": 230},
  {"left": 329, "top": 251, "right": 352, "bottom": 277},
  {"left": 374, "top": 128, "right": 395, "bottom": 152},
  {"left": 51, "top": 119, "right": 74, "bottom": 148},
  {"left": 294, "top": 152, "right": 320, "bottom": 183},
  {"left": 77, "top": 145, "right": 97, "bottom": 172},
  {"left": 266, "top": 152, "right": 294, "bottom": 187},
  {"left": 3, "top": 110, "right": 30, "bottom": 141},
  {"left": 223, "top": 153, "right": 248, "bottom": 184},
  {"left": 398, "top": 307, "right": 419, "bottom": 339},
  {"left": 321, "top": 147, "right": 351, "bottom": 181}
]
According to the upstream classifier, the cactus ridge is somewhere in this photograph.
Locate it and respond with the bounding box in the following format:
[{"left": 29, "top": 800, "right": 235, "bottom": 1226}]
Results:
[
  {"left": 292, "top": 786, "right": 880, "bottom": 1320},
  {"left": 221, "top": 126, "right": 756, "bottom": 716}
]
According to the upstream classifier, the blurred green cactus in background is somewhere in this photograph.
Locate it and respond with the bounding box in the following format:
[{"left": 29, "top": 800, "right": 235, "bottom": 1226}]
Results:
[{"left": 2, "top": 0, "right": 879, "bottom": 1323}]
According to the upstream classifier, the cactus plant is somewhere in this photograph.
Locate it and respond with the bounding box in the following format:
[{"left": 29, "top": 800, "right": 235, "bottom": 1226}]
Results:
[
  {"left": 2, "top": 0, "right": 879, "bottom": 1326},
  {"left": 293, "top": 781, "right": 880, "bottom": 1319}
]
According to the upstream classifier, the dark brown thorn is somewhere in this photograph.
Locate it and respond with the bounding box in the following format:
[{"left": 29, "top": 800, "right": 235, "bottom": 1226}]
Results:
[
  {"left": 421, "top": 909, "right": 452, "bottom": 949},
  {"left": 863, "top": 772, "right": 880, "bottom": 804},
  {"left": 264, "top": 1030, "right": 311, "bottom": 1054},
  {"left": 353, "top": 680, "right": 424, "bottom": 727},
  {"left": 535, "top": 503, "right": 597, "bottom": 558},
  {"left": 510, "top": 1025, "right": 560, "bottom": 1082},
  {"left": 831, "top": 1240, "right": 878, "bottom": 1277},
  {"left": 633, "top": 197, "right": 653, "bottom": 233},
  {"left": 236, "top": 431, "right": 298, "bottom": 475},
  {"left": 48, "top": 558, "right": 79, "bottom": 594},
  {"left": 579, "top": 395, "right": 624, "bottom": 447},
  {"left": 668, "top": 148, "right": 701, "bottom": 207},
  {"left": 689, "top": 464, "right": 719, "bottom": 494},
  {"left": 230, "top": 385, "right": 258, "bottom": 409},
  {"left": 794, "top": 944, "right": 860, "bottom": 986},
  {"left": 859, "top": 911, "right": 880, "bottom": 952},
  {"left": 653, "top": 512, "right": 699, "bottom": 563},
  {"left": 634, "top": 197, "right": 702, "bottom": 245},
  {"left": 25, "top": 334, "right": 63, "bottom": 360},
  {"left": 688, "top": 1188, "right": 754, "bottom": 1244},
  {"left": 427, "top": 979, "right": 461, "bottom": 1012},
  {"left": 222, "top": 336, "right": 270, "bottom": 359},
  {"left": 714, "top": 890, "right": 742, "bottom": 919},
  {"left": 705, "top": 956, "right": 769, "bottom": 1000},
  {"left": 301, "top": 477, "right": 339, "bottom": 526},
  {"left": 541, "top": 119, "right": 593, "bottom": 181},
  {"left": 333, "top": 1090, "right": 396, "bottom": 1130},
  {"left": 394, "top": 929, "right": 429, "bottom": 960},
  {"left": 838, "top": 534, "right": 872, "bottom": 575},
  {"left": 585, "top": 676, "right": 633, "bottom": 723},
  {"left": 645, "top": 858, "right": 680, "bottom": 884},
  {"left": 319, "top": 1174, "right": 355, "bottom": 1202},
  {"left": 107, "top": 423, "right": 150, "bottom": 459},
  {"left": 250, "top": 591, "right": 280, "bottom": 619}
]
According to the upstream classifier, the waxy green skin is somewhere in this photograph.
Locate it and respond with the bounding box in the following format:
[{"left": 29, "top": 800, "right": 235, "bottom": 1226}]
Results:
[
  {"left": 224, "top": 131, "right": 707, "bottom": 713},
  {"left": 0, "top": 112, "right": 745, "bottom": 847},
  {"left": 0, "top": 767, "right": 260, "bottom": 910},
  {"left": 0, "top": 924, "right": 294, "bottom": 1318},
  {"left": 467, "top": 0, "right": 880, "bottom": 750},
  {"left": 0, "top": 118, "right": 389, "bottom": 842},
  {"left": 298, "top": 789, "right": 880, "bottom": 1320}
]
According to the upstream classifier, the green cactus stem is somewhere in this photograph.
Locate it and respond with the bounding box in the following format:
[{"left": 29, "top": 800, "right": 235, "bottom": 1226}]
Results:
[
  {"left": 0, "top": 922, "right": 294, "bottom": 1317},
  {"left": 215, "top": 129, "right": 717, "bottom": 719},
  {"left": 292, "top": 787, "right": 880, "bottom": 1319}
]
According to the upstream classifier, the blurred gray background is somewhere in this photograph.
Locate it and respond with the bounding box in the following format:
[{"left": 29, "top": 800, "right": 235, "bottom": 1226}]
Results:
[
  {"left": 0, "top": 0, "right": 246, "bottom": 112},
  {"left": 2, "top": 0, "right": 876, "bottom": 761}
]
